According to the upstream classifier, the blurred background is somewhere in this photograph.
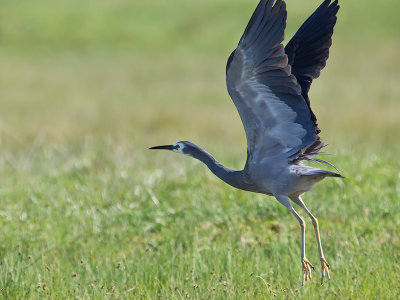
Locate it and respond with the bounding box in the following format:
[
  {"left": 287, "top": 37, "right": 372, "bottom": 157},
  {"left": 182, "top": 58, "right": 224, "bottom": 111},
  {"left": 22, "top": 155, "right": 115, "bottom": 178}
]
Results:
[
  {"left": 1, "top": 0, "right": 399, "bottom": 152},
  {"left": 0, "top": 0, "right": 399, "bottom": 298}
]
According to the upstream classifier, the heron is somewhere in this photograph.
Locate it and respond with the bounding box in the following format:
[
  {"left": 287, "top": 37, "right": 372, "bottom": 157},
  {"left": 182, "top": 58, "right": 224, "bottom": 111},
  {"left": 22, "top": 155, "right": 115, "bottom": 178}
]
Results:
[{"left": 150, "top": 0, "right": 342, "bottom": 285}]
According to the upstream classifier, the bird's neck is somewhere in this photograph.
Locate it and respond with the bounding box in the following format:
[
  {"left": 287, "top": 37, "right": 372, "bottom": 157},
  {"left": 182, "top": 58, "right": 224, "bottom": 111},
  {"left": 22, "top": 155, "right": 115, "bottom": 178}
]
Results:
[{"left": 190, "top": 147, "right": 250, "bottom": 191}]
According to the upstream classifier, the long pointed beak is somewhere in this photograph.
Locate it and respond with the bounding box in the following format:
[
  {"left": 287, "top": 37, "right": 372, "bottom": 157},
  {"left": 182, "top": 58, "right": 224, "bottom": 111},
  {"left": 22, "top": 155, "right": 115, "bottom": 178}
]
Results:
[{"left": 149, "top": 144, "right": 175, "bottom": 150}]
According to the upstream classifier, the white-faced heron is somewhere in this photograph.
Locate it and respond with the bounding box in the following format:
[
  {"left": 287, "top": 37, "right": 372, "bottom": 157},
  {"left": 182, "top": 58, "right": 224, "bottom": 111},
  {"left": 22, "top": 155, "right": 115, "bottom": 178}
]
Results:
[{"left": 150, "top": 0, "right": 342, "bottom": 285}]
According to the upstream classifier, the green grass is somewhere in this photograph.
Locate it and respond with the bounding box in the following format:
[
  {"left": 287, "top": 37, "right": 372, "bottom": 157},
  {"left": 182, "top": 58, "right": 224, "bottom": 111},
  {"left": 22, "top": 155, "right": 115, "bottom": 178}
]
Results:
[{"left": 1, "top": 0, "right": 400, "bottom": 298}]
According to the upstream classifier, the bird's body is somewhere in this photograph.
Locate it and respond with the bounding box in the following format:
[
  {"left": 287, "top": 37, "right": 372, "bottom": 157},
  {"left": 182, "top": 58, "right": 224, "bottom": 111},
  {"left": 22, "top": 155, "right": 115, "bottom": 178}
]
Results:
[
  {"left": 168, "top": 141, "right": 341, "bottom": 197},
  {"left": 151, "top": 0, "right": 342, "bottom": 285}
]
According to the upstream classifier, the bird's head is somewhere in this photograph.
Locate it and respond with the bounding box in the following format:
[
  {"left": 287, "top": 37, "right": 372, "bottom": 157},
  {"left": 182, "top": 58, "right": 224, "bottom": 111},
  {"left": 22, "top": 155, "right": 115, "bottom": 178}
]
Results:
[{"left": 149, "top": 141, "right": 198, "bottom": 156}]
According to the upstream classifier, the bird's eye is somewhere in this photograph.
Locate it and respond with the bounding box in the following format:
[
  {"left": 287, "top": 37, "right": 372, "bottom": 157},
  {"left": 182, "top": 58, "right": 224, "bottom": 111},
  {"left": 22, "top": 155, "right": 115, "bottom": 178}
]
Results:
[{"left": 173, "top": 144, "right": 180, "bottom": 150}]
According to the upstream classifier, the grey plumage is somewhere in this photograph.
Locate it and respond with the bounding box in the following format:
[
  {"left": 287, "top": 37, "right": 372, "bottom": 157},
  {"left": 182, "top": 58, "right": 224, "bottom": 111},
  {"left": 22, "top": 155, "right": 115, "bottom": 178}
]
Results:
[{"left": 150, "top": 0, "right": 341, "bottom": 285}]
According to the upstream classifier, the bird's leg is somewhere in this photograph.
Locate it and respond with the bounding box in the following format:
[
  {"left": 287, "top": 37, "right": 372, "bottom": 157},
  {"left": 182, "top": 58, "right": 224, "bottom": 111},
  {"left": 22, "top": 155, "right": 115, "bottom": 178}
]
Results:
[
  {"left": 292, "top": 196, "right": 330, "bottom": 285},
  {"left": 275, "top": 195, "right": 314, "bottom": 285},
  {"left": 304, "top": 207, "right": 330, "bottom": 285},
  {"left": 290, "top": 207, "right": 315, "bottom": 286}
]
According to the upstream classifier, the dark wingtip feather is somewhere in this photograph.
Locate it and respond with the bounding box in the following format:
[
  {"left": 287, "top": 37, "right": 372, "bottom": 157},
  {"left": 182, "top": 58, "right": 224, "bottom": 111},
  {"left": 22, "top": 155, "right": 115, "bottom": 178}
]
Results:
[{"left": 283, "top": 0, "right": 340, "bottom": 151}]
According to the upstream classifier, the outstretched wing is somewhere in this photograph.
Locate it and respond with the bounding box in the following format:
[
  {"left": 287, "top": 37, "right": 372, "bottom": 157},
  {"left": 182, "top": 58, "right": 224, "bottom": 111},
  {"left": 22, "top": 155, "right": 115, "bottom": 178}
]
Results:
[
  {"left": 226, "top": 0, "right": 319, "bottom": 168},
  {"left": 285, "top": 0, "right": 339, "bottom": 131}
]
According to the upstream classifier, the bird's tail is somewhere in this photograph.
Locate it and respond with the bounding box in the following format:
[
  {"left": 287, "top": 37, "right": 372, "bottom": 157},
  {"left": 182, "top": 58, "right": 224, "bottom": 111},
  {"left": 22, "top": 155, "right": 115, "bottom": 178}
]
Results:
[
  {"left": 305, "top": 169, "right": 345, "bottom": 178},
  {"left": 328, "top": 172, "right": 346, "bottom": 178}
]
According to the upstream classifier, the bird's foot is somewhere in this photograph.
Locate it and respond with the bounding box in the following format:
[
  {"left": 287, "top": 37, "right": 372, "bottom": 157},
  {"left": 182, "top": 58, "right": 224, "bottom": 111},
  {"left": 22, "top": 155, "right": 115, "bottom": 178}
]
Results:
[
  {"left": 302, "top": 258, "right": 315, "bottom": 286},
  {"left": 320, "top": 257, "right": 330, "bottom": 285}
]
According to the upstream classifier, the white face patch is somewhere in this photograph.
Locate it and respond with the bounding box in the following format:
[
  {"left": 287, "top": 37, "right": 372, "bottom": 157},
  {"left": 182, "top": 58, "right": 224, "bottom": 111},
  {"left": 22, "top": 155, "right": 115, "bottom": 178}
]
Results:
[{"left": 172, "top": 142, "right": 186, "bottom": 154}]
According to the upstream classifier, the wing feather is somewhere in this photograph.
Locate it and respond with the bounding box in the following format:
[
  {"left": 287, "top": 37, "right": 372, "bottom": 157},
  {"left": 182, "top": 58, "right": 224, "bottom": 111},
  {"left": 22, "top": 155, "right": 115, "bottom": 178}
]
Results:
[
  {"left": 285, "top": 0, "right": 339, "bottom": 134},
  {"left": 226, "top": 0, "right": 319, "bottom": 167}
]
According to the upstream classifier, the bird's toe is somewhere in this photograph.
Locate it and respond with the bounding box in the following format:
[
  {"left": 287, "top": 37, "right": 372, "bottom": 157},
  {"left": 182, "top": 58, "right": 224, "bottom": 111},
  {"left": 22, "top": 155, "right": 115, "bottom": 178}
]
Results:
[
  {"left": 320, "top": 257, "right": 331, "bottom": 285},
  {"left": 302, "top": 258, "right": 314, "bottom": 285}
]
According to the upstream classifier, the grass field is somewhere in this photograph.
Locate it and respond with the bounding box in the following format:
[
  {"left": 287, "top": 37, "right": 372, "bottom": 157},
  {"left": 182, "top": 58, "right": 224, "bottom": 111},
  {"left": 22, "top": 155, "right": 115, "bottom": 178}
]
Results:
[{"left": 1, "top": 0, "right": 400, "bottom": 298}]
